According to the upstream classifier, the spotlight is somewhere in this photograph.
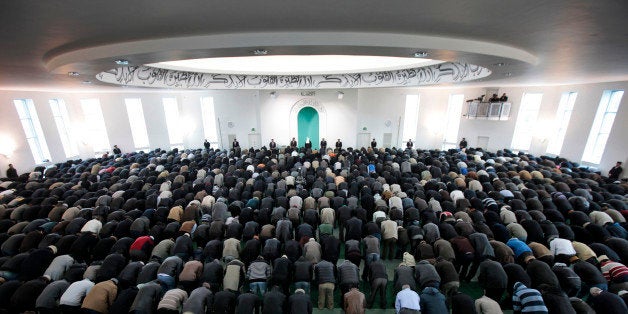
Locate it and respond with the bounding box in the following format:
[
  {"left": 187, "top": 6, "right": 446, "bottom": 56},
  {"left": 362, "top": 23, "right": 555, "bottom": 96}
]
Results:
[
  {"left": 82, "top": 80, "right": 92, "bottom": 84},
  {"left": 270, "top": 91, "right": 277, "bottom": 98},
  {"left": 68, "top": 71, "right": 80, "bottom": 77},
  {"left": 493, "top": 62, "right": 506, "bottom": 67},
  {"left": 115, "top": 59, "right": 129, "bottom": 65},
  {"left": 413, "top": 51, "right": 429, "bottom": 58},
  {"left": 337, "top": 91, "right": 344, "bottom": 99},
  {"left": 504, "top": 72, "right": 513, "bottom": 77},
  {"left": 252, "top": 49, "right": 269, "bottom": 56}
]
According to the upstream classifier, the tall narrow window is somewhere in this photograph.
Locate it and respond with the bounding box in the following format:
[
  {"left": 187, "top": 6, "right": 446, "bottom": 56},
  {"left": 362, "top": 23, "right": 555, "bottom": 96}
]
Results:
[
  {"left": 200, "top": 96, "right": 219, "bottom": 148},
  {"left": 582, "top": 90, "right": 624, "bottom": 164},
  {"left": 162, "top": 97, "right": 183, "bottom": 148},
  {"left": 511, "top": 93, "right": 543, "bottom": 151},
  {"left": 49, "top": 99, "right": 79, "bottom": 158},
  {"left": 442, "top": 94, "right": 464, "bottom": 149},
  {"left": 14, "top": 99, "right": 52, "bottom": 164},
  {"left": 80, "top": 99, "right": 111, "bottom": 154},
  {"left": 402, "top": 95, "right": 420, "bottom": 146},
  {"left": 125, "top": 98, "right": 150, "bottom": 150},
  {"left": 546, "top": 92, "right": 577, "bottom": 155}
]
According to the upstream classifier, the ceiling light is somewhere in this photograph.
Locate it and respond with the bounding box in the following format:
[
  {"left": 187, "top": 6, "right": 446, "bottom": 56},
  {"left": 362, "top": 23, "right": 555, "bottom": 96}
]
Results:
[
  {"left": 413, "top": 51, "right": 429, "bottom": 58},
  {"left": 150, "top": 55, "right": 440, "bottom": 76},
  {"left": 337, "top": 91, "right": 344, "bottom": 99},
  {"left": 82, "top": 80, "right": 92, "bottom": 84},
  {"left": 252, "top": 49, "right": 269, "bottom": 56},
  {"left": 270, "top": 91, "right": 277, "bottom": 98},
  {"left": 68, "top": 71, "right": 80, "bottom": 77},
  {"left": 115, "top": 59, "right": 129, "bottom": 65},
  {"left": 493, "top": 62, "right": 506, "bottom": 67},
  {"left": 504, "top": 72, "right": 513, "bottom": 77}
]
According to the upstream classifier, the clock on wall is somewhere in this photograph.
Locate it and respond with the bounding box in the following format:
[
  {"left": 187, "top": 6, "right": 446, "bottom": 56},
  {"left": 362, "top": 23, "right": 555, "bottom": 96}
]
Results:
[
  {"left": 384, "top": 120, "right": 392, "bottom": 127},
  {"left": 227, "top": 121, "right": 235, "bottom": 128}
]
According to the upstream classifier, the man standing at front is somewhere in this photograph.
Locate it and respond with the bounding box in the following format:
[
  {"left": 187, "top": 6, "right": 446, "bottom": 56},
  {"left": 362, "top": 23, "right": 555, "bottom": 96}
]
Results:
[
  {"left": 315, "top": 259, "right": 336, "bottom": 310},
  {"left": 395, "top": 284, "right": 421, "bottom": 314}
]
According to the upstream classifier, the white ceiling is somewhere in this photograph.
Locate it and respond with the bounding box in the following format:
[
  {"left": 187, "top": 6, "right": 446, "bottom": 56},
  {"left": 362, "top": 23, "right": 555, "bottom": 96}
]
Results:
[{"left": 1, "top": 0, "right": 627, "bottom": 91}]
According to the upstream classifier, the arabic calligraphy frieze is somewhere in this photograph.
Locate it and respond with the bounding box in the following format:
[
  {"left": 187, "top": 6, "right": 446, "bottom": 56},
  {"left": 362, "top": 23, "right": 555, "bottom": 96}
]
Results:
[{"left": 97, "top": 62, "right": 490, "bottom": 89}]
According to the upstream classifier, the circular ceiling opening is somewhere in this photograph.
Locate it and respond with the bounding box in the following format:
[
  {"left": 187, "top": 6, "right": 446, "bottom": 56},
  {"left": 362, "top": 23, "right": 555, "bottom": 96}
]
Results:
[{"left": 147, "top": 55, "right": 442, "bottom": 75}]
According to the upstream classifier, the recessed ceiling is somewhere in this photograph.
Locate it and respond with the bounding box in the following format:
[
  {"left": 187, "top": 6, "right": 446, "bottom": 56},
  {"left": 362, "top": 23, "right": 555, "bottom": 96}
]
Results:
[
  {"left": 1, "top": 0, "right": 627, "bottom": 91},
  {"left": 148, "top": 55, "right": 441, "bottom": 75}
]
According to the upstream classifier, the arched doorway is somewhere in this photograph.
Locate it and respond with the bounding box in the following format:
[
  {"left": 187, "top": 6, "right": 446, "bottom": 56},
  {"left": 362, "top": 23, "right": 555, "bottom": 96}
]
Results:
[{"left": 297, "top": 106, "right": 319, "bottom": 149}]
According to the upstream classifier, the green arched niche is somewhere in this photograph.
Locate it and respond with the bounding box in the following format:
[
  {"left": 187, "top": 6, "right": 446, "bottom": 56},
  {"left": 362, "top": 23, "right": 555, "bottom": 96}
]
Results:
[{"left": 297, "top": 106, "right": 319, "bottom": 149}]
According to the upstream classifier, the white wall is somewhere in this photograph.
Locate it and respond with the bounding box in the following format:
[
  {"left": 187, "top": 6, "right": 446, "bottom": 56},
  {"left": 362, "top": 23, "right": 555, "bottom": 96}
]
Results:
[
  {"left": 259, "top": 90, "right": 358, "bottom": 147},
  {"left": 496, "top": 81, "right": 628, "bottom": 175},
  {"left": 0, "top": 80, "right": 626, "bottom": 179}
]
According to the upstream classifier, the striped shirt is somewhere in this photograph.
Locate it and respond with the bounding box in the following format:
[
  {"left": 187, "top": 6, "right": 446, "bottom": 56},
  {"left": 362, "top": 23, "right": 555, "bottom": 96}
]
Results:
[
  {"left": 158, "top": 288, "right": 188, "bottom": 310},
  {"left": 601, "top": 261, "right": 628, "bottom": 283},
  {"left": 512, "top": 282, "right": 548, "bottom": 313}
]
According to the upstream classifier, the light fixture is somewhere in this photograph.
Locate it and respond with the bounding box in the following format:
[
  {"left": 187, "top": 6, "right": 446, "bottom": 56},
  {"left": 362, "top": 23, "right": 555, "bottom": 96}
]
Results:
[
  {"left": 493, "top": 62, "right": 506, "bottom": 67},
  {"left": 68, "top": 71, "right": 80, "bottom": 77},
  {"left": 115, "top": 59, "right": 129, "bottom": 65},
  {"left": 301, "top": 91, "right": 315, "bottom": 96},
  {"left": 150, "top": 55, "right": 438, "bottom": 76},
  {"left": 82, "top": 80, "right": 92, "bottom": 84},
  {"left": 413, "top": 51, "right": 429, "bottom": 58},
  {"left": 504, "top": 72, "right": 513, "bottom": 77},
  {"left": 270, "top": 91, "right": 277, "bottom": 98},
  {"left": 337, "top": 91, "right": 344, "bottom": 99},
  {"left": 252, "top": 49, "right": 269, "bottom": 56}
]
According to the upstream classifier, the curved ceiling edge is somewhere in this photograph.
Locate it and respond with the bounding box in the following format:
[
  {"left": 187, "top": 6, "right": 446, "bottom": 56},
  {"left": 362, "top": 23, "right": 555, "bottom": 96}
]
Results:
[
  {"left": 96, "top": 62, "right": 491, "bottom": 89},
  {"left": 45, "top": 32, "right": 538, "bottom": 72}
]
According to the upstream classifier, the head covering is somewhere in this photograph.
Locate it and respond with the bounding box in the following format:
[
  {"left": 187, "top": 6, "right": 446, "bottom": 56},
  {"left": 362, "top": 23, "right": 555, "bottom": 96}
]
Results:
[
  {"left": 590, "top": 287, "right": 602, "bottom": 296},
  {"left": 48, "top": 245, "right": 58, "bottom": 254},
  {"left": 295, "top": 288, "right": 305, "bottom": 294},
  {"left": 597, "top": 255, "right": 609, "bottom": 263}
]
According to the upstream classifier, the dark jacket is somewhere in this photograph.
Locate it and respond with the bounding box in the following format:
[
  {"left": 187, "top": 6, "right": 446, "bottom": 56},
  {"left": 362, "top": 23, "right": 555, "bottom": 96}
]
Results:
[
  {"left": 572, "top": 260, "right": 606, "bottom": 285},
  {"left": 539, "top": 284, "right": 576, "bottom": 314},
  {"left": 202, "top": 259, "right": 224, "bottom": 286},
  {"left": 435, "top": 259, "right": 459, "bottom": 284},
  {"left": 420, "top": 286, "right": 448, "bottom": 314},
  {"left": 262, "top": 287, "right": 286, "bottom": 314},
  {"left": 590, "top": 290, "right": 628, "bottom": 314},
  {"left": 415, "top": 260, "right": 441, "bottom": 288},
  {"left": 172, "top": 234, "right": 194, "bottom": 258},
  {"left": 236, "top": 292, "right": 261, "bottom": 314},
  {"left": 338, "top": 260, "right": 359, "bottom": 286},
  {"left": 551, "top": 263, "right": 581, "bottom": 297},
  {"left": 96, "top": 253, "right": 127, "bottom": 282},
  {"left": 369, "top": 260, "right": 388, "bottom": 281},
  {"left": 478, "top": 259, "right": 507, "bottom": 289},
  {"left": 288, "top": 291, "right": 313, "bottom": 314},
  {"left": 109, "top": 287, "right": 139, "bottom": 314},
  {"left": 272, "top": 256, "right": 293, "bottom": 282},
  {"left": 11, "top": 277, "right": 49, "bottom": 312},
  {"left": 314, "top": 260, "right": 336, "bottom": 284},
  {"left": 130, "top": 282, "right": 162, "bottom": 313},
  {"left": 527, "top": 259, "right": 560, "bottom": 289},
  {"left": 36, "top": 279, "right": 71, "bottom": 309},
  {"left": 293, "top": 256, "right": 313, "bottom": 282},
  {"left": 213, "top": 290, "right": 237, "bottom": 314},
  {"left": 451, "top": 292, "right": 477, "bottom": 314},
  {"left": 182, "top": 286, "right": 213, "bottom": 314},
  {"left": 20, "top": 246, "right": 56, "bottom": 281}
]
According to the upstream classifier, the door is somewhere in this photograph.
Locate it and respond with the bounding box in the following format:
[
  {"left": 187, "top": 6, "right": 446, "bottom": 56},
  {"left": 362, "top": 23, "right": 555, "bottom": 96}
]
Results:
[
  {"left": 297, "top": 106, "right": 319, "bottom": 149},
  {"left": 477, "top": 136, "right": 489, "bottom": 150}
]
